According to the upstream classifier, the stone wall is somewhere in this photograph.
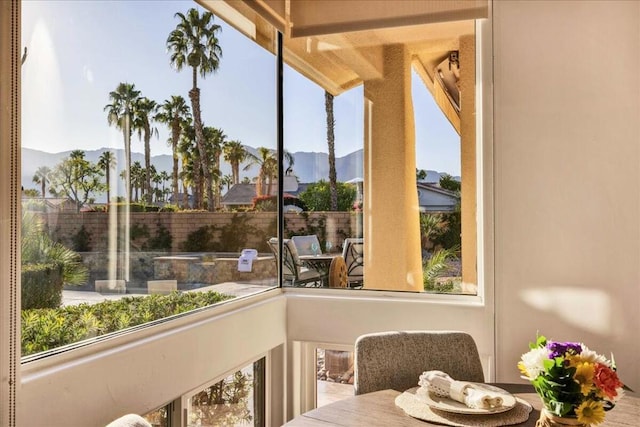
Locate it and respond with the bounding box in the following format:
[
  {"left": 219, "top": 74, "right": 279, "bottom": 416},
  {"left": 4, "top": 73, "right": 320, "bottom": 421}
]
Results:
[{"left": 39, "top": 211, "right": 362, "bottom": 254}]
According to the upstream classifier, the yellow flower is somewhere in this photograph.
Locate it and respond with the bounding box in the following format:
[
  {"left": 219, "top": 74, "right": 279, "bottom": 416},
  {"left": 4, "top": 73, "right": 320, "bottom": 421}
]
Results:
[
  {"left": 573, "top": 361, "right": 595, "bottom": 395},
  {"left": 575, "top": 400, "right": 606, "bottom": 425},
  {"left": 517, "top": 361, "right": 529, "bottom": 378}
]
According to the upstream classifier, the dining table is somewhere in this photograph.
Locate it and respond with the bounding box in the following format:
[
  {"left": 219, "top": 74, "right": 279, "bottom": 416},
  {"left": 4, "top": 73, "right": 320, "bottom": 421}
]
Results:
[{"left": 283, "top": 383, "right": 639, "bottom": 426}]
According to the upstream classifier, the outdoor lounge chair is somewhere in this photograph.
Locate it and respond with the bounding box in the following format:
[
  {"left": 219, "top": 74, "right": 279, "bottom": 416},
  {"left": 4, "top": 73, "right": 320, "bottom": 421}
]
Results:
[
  {"left": 353, "top": 330, "right": 484, "bottom": 395},
  {"left": 267, "top": 237, "right": 324, "bottom": 287},
  {"left": 342, "top": 238, "right": 364, "bottom": 288}
]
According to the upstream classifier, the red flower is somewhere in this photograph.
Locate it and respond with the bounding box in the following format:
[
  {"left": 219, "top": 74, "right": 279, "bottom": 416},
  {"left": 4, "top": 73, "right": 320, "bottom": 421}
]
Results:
[{"left": 593, "top": 363, "right": 623, "bottom": 400}]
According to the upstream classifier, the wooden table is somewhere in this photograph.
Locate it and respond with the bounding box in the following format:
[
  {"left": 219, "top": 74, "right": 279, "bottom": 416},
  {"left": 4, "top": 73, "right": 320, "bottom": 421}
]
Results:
[{"left": 284, "top": 384, "right": 639, "bottom": 426}]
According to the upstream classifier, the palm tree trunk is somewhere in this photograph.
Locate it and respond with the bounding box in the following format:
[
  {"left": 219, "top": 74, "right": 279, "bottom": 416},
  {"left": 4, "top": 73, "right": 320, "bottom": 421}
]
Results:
[
  {"left": 123, "top": 114, "right": 132, "bottom": 203},
  {"left": 171, "top": 121, "right": 180, "bottom": 206},
  {"left": 144, "top": 125, "right": 152, "bottom": 204},
  {"left": 105, "top": 167, "right": 110, "bottom": 205},
  {"left": 232, "top": 162, "right": 239, "bottom": 184},
  {"left": 189, "top": 84, "right": 214, "bottom": 210},
  {"left": 325, "top": 91, "right": 338, "bottom": 211}
]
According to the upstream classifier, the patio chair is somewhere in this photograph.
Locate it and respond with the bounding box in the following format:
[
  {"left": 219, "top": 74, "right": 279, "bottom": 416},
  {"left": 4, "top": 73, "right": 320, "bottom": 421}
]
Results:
[
  {"left": 267, "top": 237, "right": 324, "bottom": 287},
  {"left": 291, "top": 234, "right": 322, "bottom": 256},
  {"left": 342, "top": 238, "right": 364, "bottom": 288},
  {"left": 353, "top": 330, "right": 484, "bottom": 395}
]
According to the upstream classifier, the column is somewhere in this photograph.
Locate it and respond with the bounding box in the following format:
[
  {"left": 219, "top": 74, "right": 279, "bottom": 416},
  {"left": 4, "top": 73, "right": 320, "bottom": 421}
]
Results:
[{"left": 363, "top": 44, "right": 423, "bottom": 291}]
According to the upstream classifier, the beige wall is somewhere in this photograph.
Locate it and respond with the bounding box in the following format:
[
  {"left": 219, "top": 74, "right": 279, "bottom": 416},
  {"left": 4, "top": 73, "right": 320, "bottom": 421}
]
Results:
[{"left": 493, "top": 0, "right": 640, "bottom": 389}]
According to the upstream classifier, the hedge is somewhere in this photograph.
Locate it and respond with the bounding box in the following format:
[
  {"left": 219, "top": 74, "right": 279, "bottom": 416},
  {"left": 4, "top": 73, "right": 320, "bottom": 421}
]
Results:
[{"left": 21, "top": 290, "right": 234, "bottom": 356}]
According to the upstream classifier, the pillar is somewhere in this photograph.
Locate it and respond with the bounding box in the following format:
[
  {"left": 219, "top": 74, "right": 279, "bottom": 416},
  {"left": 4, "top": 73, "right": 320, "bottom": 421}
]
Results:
[
  {"left": 363, "top": 44, "right": 423, "bottom": 291},
  {"left": 459, "top": 34, "right": 477, "bottom": 292}
]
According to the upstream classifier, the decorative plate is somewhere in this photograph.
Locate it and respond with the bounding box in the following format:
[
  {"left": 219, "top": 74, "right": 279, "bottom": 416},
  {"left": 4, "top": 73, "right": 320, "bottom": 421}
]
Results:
[{"left": 416, "top": 384, "right": 517, "bottom": 415}]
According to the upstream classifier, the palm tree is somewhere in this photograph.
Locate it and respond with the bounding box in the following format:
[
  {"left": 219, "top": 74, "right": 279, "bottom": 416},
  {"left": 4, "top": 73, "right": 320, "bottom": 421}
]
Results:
[
  {"left": 223, "top": 140, "right": 247, "bottom": 184},
  {"left": 104, "top": 82, "right": 141, "bottom": 202},
  {"left": 167, "top": 7, "right": 223, "bottom": 211},
  {"left": 244, "top": 147, "right": 277, "bottom": 197},
  {"left": 325, "top": 91, "right": 338, "bottom": 211},
  {"left": 32, "top": 166, "right": 51, "bottom": 198},
  {"left": 155, "top": 95, "right": 191, "bottom": 206},
  {"left": 130, "top": 161, "right": 144, "bottom": 202},
  {"left": 97, "top": 151, "right": 116, "bottom": 204},
  {"left": 178, "top": 122, "right": 198, "bottom": 208},
  {"left": 133, "top": 96, "right": 158, "bottom": 203},
  {"left": 203, "top": 126, "right": 226, "bottom": 209},
  {"left": 158, "top": 170, "right": 171, "bottom": 202}
]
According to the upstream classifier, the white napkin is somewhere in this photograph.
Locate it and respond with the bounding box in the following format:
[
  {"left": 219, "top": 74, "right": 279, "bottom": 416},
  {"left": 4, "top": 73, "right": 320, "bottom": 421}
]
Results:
[{"left": 418, "top": 370, "right": 504, "bottom": 409}]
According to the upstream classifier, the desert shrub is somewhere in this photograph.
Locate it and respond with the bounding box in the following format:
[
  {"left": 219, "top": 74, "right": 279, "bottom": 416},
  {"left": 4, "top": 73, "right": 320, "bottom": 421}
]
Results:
[
  {"left": 71, "top": 225, "right": 92, "bottom": 252},
  {"left": 423, "top": 246, "right": 460, "bottom": 290},
  {"left": 21, "top": 263, "right": 64, "bottom": 310},
  {"left": 159, "top": 204, "right": 179, "bottom": 212},
  {"left": 181, "top": 225, "right": 217, "bottom": 252},
  {"left": 21, "top": 291, "right": 233, "bottom": 356},
  {"left": 146, "top": 221, "right": 172, "bottom": 251},
  {"left": 431, "top": 210, "right": 461, "bottom": 250},
  {"left": 22, "top": 212, "right": 88, "bottom": 287}
]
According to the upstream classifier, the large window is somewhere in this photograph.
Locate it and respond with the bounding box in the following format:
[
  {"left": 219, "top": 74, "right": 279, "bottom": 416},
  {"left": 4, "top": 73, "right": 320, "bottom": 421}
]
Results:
[
  {"left": 20, "top": 1, "right": 279, "bottom": 358},
  {"left": 280, "top": 20, "right": 479, "bottom": 294}
]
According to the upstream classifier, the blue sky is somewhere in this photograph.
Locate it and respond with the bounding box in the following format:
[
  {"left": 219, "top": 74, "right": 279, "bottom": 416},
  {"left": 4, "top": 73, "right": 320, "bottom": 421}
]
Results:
[{"left": 21, "top": 1, "right": 460, "bottom": 175}]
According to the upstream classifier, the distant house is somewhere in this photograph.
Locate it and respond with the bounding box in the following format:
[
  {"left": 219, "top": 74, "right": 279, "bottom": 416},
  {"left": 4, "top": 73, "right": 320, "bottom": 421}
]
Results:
[
  {"left": 220, "top": 184, "right": 259, "bottom": 210},
  {"left": 22, "top": 196, "right": 92, "bottom": 213},
  {"left": 167, "top": 193, "right": 193, "bottom": 208},
  {"left": 416, "top": 182, "right": 459, "bottom": 213}
]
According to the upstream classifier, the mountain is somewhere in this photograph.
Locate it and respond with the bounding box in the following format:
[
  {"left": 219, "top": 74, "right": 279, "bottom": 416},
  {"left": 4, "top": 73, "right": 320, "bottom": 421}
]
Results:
[{"left": 21, "top": 147, "right": 454, "bottom": 201}]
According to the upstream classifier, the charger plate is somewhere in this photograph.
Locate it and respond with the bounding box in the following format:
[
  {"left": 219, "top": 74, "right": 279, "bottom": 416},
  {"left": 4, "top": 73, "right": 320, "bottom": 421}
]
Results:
[
  {"left": 417, "top": 383, "right": 517, "bottom": 414},
  {"left": 395, "top": 387, "right": 533, "bottom": 427}
]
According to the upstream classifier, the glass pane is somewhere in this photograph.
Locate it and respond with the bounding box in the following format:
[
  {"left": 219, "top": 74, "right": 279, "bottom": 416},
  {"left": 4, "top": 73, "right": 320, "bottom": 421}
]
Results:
[
  {"left": 316, "top": 348, "right": 354, "bottom": 407},
  {"left": 186, "top": 359, "right": 265, "bottom": 427},
  {"left": 282, "top": 21, "right": 477, "bottom": 294},
  {"left": 143, "top": 405, "right": 169, "bottom": 427},
  {"left": 20, "top": 1, "right": 278, "bottom": 358}
]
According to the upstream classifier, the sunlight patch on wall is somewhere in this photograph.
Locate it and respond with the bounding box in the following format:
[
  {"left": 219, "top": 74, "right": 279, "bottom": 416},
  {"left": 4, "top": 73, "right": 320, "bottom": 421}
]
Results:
[{"left": 520, "top": 287, "right": 622, "bottom": 336}]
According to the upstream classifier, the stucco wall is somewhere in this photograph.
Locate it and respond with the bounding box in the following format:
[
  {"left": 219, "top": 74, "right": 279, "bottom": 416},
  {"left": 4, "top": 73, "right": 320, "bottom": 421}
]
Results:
[{"left": 493, "top": 0, "right": 640, "bottom": 389}]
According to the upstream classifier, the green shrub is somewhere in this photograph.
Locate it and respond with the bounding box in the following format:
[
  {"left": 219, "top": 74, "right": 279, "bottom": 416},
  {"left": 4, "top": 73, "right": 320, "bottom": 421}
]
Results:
[
  {"left": 21, "top": 291, "right": 233, "bottom": 356},
  {"left": 146, "top": 221, "right": 172, "bottom": 251},
  {"left": 71, "top": 225, "right": 92, "bottom": 252},
  {"left": 21, "top": 263, "right": 64, "bottom": 310},
  {"left": 181, "top": 225, "right": 217, "bottom": 252}
]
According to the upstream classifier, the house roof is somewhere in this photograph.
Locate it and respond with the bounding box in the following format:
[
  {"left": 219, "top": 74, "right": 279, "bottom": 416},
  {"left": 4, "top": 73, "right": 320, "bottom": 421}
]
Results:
[{"left": 221, "top": 184, "right": 259, "bottom": 206}]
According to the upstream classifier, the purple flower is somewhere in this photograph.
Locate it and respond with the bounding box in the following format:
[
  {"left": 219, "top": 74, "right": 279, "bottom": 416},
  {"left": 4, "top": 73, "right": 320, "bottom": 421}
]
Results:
[{"left": 547, "top": 341, "right": 582, "bottom": 359}]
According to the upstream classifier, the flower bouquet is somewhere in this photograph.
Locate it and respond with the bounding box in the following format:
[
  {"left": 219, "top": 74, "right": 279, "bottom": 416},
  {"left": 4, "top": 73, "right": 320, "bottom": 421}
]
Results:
[{"left": 518, "top": 335, "right": 624, "bottom": 426}]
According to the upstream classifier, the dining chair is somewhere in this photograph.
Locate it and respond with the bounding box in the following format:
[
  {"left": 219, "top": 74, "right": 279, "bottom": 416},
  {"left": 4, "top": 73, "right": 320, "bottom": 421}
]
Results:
[
  {"left": 353, "top": 330, "right": 484, "bottom": 395},
  {"left": 341, "top": 238, "right": 364, "bottom": 288},
  {"left": 291, "top": 234, "right": 322, "bottom": 256},
  {"left": 267, "top": 237, "right": 324, "bottom": 287}
]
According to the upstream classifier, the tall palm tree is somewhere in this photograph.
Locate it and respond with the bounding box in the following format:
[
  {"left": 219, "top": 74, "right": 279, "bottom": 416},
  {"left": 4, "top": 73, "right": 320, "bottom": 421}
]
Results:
[
  {"left": 104, "top": 82, "right": 140, "bottom": 202},
  {"left": 223, "top": 140, "right": 247, "bottom": 184},
  {"left": 167, "top": 7, "right": 223, "bottom": 211},
  {"left": 32, "top": 166, "right": 51, "bottom": 198},
  {"left": 133, "top": 96, "right": 158, "bottom": 203},
  {"left": 155, "top": 95, "right": 191, "bottom": 206},
  {"left": 325, "top": 90, "right": 338, "bottom": 211},
  {"left": 97, "top": 151, "right": 116, "bottom": 204}
]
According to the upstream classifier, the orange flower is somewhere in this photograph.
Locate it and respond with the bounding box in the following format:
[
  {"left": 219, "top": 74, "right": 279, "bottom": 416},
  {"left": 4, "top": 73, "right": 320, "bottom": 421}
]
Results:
[{"left": 593, "top": 363, "right": 623, "bottom": 400}]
